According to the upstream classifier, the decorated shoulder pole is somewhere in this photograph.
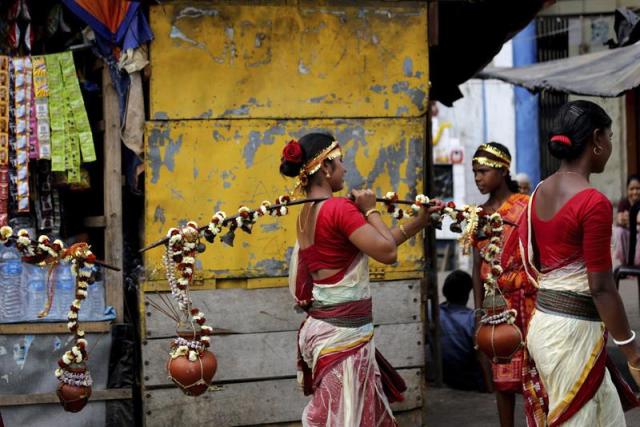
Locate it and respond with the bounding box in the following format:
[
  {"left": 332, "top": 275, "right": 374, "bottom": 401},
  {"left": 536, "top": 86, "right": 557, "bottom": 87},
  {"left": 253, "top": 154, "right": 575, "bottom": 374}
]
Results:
[
  {"left": 0, "top": 226, "right": 119, "bottom": 413},
  {"left": 142, "top": 191, "right": 515, "bottom": 397}
]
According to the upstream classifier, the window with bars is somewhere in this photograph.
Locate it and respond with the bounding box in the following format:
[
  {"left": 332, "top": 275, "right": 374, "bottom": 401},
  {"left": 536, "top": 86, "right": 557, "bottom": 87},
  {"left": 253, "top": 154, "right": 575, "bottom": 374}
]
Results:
[{"left": 536, "top": 16, "right": 569, "bottom": 179}]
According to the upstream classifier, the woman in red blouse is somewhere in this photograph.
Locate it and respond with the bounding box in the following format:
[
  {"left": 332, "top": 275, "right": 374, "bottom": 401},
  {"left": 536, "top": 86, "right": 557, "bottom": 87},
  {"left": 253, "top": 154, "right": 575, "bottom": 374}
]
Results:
[
  {"left": 281, "top": 133, "right": 444, "bottom": 426},
  {"left": 521, "top": 100, "right": 640, "bottom": 426}
]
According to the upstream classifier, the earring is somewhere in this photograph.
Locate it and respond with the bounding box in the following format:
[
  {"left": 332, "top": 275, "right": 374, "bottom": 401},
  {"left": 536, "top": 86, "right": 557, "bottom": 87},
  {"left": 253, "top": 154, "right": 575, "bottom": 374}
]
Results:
[
  {"left": 593, "top": 146, "right": 602, "bottom": 155},
  {"left": 325, "top": 173, "right": 331, "bottom": 178}
]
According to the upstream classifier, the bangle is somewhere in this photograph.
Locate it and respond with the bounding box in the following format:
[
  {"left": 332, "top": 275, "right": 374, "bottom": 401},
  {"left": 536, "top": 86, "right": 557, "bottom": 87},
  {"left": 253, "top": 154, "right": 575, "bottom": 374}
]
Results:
[
  {"left": 613, "top": 330, "right": 636, "bottom": 346},
  {"left": 399, "top": 224, "right": 409, "bottom": 238},
  {"left": 364, "top": 208, "right": 380, "bottom": 218},
  {"left": 628, "top": 362, "right": 640, "bottom": 372}
]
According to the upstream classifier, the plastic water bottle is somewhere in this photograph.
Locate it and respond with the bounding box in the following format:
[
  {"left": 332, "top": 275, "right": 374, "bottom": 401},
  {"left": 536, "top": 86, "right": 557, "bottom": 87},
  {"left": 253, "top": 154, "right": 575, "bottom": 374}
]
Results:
[
  {"left": 89, "top": 278, "right": 105, "bottom": 320},
  {"left": 54, "top": 263, "right": 75, "bottom": 321},
  {"left": 1, "top": 246, "right": 24, "bottom": 322},
  {"left": 24, "top": 264, "right": 46, "bottom": 321}
]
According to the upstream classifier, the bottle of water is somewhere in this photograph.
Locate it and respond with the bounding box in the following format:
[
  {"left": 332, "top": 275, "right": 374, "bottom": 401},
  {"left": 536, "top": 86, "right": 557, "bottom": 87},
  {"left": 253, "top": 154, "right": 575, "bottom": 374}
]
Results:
[
  {"left": 1, "top": 246, "right": 24, "bottom": 322},
  {"left": 24, "top": 264, "right": 46, "bottom": 321},
  {"left": 54, "top": 263, "right": 75, "bottom": 321},
  {"left": 89, "top": 278, "right": 105, "bottom": 320}
]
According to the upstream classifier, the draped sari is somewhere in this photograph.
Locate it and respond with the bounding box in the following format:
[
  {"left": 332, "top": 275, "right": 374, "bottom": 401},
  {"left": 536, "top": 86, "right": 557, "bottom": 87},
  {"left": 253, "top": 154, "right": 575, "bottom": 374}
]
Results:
[
  {"left": 289, "top": 243, "right": 405, "bottom": 427},
  {"left": 519, "top": 185, "right": 640, "bottom": 426},
  {"left": 474, "top": 193, "right": 536, "bottom": 392}
]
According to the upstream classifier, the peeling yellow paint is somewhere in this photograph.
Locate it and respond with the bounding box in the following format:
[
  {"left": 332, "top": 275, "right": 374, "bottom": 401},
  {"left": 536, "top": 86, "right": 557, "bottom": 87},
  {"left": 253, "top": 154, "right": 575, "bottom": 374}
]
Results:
[
  {"left": 144, "top": 118, "right": 426, "bottom": 288},
  {"left": 149, "top": 3, "right": 428, "bottom": 119}
]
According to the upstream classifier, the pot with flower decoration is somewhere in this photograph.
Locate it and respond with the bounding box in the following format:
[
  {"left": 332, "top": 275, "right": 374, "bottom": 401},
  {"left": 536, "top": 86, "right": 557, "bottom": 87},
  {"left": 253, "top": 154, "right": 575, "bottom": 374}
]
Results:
[
  {"left": 473, "top": 213, "right": 524, "bottom": 363},
  {"left": 167, "top": 317, "right": 217, "bottom": 396},
  {"left": 163, "top": 223, "right": 218, "bottom": 396},
  {"left": 56, "top": 361, "right": 93, "bottom": 412},
  {"left": 475, "top": 294, "right": 524, "bottom": 363}
]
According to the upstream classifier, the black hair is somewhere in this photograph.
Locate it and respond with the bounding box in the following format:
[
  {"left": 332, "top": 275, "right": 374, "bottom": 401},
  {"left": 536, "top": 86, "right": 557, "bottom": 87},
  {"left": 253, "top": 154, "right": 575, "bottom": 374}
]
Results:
[
  {"left": 442, "top": 270, "right": 473, "bottom": 306},
  {"left": 548, "top": 100, "right": 612, "bottom": 161},
  {"left": 474, "top": 142, "right": 520, "bottom": 193},
  {"left": 627, "top": 174, "right": 640, "bottom": 186},
  {"left": 279, "top": 133, "right": 335, "bottom": 178}
]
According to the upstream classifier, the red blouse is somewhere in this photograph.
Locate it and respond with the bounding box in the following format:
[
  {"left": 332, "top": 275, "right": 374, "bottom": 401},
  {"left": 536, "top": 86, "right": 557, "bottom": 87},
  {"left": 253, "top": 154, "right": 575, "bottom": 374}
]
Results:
[
  {"left": 299, "top": 197, "right": 367, "bottom": 273},
  {"left": 532, "top": 188, "right": 612, "bottom": 273}
]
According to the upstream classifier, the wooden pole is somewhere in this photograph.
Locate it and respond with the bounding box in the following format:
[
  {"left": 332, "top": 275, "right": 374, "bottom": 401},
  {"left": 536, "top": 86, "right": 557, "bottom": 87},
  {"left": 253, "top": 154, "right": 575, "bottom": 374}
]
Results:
[
  {"left": 102, "top": 65, "right": 124, "bottom": 323},
  {"left": 425, "top": 100, "right": 443, "bottom": 388}
]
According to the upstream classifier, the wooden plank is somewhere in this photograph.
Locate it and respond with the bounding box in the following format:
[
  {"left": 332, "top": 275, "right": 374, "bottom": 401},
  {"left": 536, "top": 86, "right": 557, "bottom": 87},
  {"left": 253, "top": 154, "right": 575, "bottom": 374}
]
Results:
[
  {"left": 0, "top": 388, "right": 132, "bottom": 407},
  {"left": 143, "top": 323, "right": 423, "bottom": 386},
  {"left": 102, "top": 65, "right": 124, "bottom": 323},
  {"left": 144, "top": 280, "right": 421, "bottom": 338},
  {"left": 0, "top": 321, "right": 111, "bottom": 335},
  {"left": 144, "top": 369, "right": 422, "bottom": 427}
]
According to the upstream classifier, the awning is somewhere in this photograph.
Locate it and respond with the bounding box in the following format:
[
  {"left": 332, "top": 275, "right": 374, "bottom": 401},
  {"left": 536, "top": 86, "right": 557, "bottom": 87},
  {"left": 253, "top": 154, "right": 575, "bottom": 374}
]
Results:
[{"left": 476, "top": 41, "right": 640, "bottom": 97}]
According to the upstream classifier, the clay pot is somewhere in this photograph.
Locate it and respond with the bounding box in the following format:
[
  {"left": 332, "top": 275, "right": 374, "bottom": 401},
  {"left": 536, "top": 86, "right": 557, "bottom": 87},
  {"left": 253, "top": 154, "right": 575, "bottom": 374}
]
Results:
[
  {"left": 56, "top": 364, "right": 92, "bottom": 412},
  {"left": 476, "top": 322, "right": 523, "bottom": 363},
  {"left": 167, "top": 350, "right": 217, "bottom": 396},
  {"left": 482, "top": 294, "right": 508, "bottom": 315}
]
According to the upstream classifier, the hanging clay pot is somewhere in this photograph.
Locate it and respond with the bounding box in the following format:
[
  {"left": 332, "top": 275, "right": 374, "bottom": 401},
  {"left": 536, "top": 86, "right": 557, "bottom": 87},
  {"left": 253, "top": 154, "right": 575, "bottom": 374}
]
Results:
[
  {"left": 56, "top": 363, "right": 92, "bottom": 412},
  {"left": 167, "top": 349, "right": 217, "bottom": 396},
  {"left": 475, "top": 294, "right": 524, "bottom": 364}
]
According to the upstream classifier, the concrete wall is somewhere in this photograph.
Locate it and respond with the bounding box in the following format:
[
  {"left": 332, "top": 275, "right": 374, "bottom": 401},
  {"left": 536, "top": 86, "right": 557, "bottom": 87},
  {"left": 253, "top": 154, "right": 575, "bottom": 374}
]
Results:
[
  {"left": 434, "top": 41, "right": 516, "bottom": 207},
  {"left": 567, "top": 15, "right": 627, "bottom": 203}
]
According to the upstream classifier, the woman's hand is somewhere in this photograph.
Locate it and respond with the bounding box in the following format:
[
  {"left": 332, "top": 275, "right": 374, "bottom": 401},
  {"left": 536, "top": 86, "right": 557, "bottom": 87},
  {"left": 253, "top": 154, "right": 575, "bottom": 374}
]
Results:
[
  {"left": 618, "top": 211, "right": 630, "bottom": 228},
  {"left": 621, "top": 342, "right": 640, "bottom": 386},
  {"left": 417, "top": 198, "right": 446, "bottom": 226},
  {"left": 351, "top": 189, "right": 377, "bottom": 214}
]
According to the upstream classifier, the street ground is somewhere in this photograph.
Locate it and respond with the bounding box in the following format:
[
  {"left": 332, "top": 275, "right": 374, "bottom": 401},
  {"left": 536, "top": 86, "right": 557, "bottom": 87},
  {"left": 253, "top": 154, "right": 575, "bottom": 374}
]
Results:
[{"left": 426, "top": 275, "right": 640, "bottom": 426}]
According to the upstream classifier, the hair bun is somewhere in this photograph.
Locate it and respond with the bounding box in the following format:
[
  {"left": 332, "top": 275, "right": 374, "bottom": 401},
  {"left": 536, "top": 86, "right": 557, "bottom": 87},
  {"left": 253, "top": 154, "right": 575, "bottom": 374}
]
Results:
[
  {"left": 282, "top": 140, "right": 304, "bottom": 165},
  {"left": 280, "top": 140, "right": 305, "bottom": 178}
]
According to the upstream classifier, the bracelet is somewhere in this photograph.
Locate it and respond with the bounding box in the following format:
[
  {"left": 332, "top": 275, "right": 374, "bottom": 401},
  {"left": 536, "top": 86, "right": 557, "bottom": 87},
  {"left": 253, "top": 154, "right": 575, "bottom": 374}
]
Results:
[
  {"left": 628, "top": 362, "right": 640, "bottom": 372},
  {"left": 364, "top": 208, "right": 380, "bottom": 218},
  {"left": 613, "top": 330, "right": 636, "bottom": 346},
  {"left": 399, "top": 224, "right": 409, "bottom": 238}
]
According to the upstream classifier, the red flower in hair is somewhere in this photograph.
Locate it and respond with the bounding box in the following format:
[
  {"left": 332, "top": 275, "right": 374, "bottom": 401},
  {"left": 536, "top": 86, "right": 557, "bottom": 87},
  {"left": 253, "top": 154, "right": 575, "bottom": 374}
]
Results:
[{"left": 283, "top": 140, "right": 303, "bottom": 164}]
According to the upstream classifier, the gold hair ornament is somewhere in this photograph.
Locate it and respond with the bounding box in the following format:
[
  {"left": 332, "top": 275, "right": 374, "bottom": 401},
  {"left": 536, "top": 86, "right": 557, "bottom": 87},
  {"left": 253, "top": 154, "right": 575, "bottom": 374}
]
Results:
[
  {"left": 473, "top": 156, "right": 510, "bottom": 170},
  {"left": 294, "top": 141, "right": 342, "bottom": 191},
  {"left": 478, "top": 144, "right": 511, "bottom": 164}
]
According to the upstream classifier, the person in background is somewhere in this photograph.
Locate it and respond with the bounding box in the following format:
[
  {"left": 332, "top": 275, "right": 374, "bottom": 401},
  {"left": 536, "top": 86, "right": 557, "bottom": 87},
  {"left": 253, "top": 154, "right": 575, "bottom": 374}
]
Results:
[
  {"left": 516, "top": 173, "right": 532, "bottom": 195},
  {"left": 472, "top": 142, "right": 535, "bottom": 427},
  {"left": 613, "top": 175, "right": 640, "bottom": 266},
  {"left": 440, "top": 270, "right": 487, "bottom": 392}
]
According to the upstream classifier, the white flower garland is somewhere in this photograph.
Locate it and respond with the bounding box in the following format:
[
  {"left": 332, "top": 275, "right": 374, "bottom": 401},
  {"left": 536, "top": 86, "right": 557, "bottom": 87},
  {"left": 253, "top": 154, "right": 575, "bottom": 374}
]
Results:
[{"left": 0, "top": 227, "right": 97, "bottom": 388}]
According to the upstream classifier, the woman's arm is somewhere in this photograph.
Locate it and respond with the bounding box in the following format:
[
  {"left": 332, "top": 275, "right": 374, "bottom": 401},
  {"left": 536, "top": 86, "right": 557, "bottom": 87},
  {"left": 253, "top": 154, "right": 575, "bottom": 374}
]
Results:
[
  {"left": 388, "top": 200, "right": 446, "bottom": 245},
  {"left": 348, "top": 190, "right": 445, "bottom": 264},
  {"left": 589, "top": 272, "right": 640, "bottom": 367},
  {"left": 348, "top": 189, "right": 398, "bottom": 264},
  {"left": 472, "top": 248, "right": 484, "bottom": 310}
]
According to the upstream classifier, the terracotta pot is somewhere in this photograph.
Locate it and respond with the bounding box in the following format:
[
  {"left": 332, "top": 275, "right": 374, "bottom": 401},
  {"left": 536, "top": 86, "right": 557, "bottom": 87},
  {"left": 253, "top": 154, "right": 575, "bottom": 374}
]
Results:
[
  {"left": 476, "top": 322, "right": 523, "bottom": 364},
  {"left": 167, "top": 350, "right": 217, "bottom": 396},
  {"left": 482, "top": 294, "right": 508, "bottom": 316},
  {"left": 56, "top": 365, "right": 92, "bottom": 412}
]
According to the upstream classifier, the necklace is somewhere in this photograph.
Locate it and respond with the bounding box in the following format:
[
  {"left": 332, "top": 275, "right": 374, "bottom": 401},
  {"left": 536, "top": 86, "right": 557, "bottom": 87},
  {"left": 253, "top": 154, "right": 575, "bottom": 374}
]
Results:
[{"left": 556, "top": 170, "right": 587, "bottom": 178}]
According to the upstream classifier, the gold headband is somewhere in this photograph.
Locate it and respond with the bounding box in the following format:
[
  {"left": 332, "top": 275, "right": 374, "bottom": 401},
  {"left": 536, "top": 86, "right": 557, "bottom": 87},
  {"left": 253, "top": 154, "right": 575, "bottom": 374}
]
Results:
[
  {"left": 295, "top": 141, "right": 342, "bottom": 190},
  {"left": 473, "top": 156, "right": 510, "bottom": 170},
  {"left": 478, "top": 144, "right": 511, "bottom": 164}
]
